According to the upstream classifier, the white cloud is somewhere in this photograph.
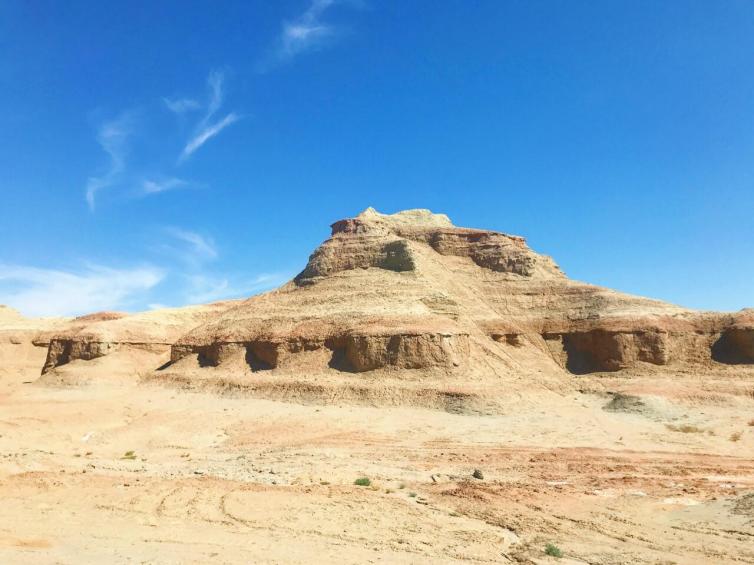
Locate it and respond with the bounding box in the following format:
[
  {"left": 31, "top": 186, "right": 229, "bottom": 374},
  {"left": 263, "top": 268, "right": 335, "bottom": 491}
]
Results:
[
  {"left": 85, "top": 113, "right": 133, "bottom": 211},
  {"left": 184, "top": 272, "right": 289, "bottom": 304},
  {"left": 206, "top": 70, "right": 225, "bottom": 120},
  {"left": 0, "top": 263, "right": 164, "bottom": 317},
  {"left": 279, "top": 0, "right": 337, "bottom": 60},
  {"left": 180, "top": 112, "right": 240, "bottom": 162},
  {"left": 258, "top": 0, "right": 364, "bottom": 70},
  {"left": 164, "top": 227, "right": 218, "bottom": 262},
  {"left": 163, "top": 97, "right": 201, "bottom": 114},
  {"left": 142, "top": 177, "right": 189, "bottom": 195},
  {"left": 178, "top": 71, "right": 241, "bottom": 163}
]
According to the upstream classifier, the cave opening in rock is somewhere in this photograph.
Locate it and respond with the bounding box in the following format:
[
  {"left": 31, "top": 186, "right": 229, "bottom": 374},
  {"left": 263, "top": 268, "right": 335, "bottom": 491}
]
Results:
[
  {"left": 562, "top": 335, "right": 603, "bottom": 375},
  {"left": 196, "top": 348, "right": 217, "bottom": 368},
  {"left": 711, "top": 330, "right": 754, "bottom": 365},
  {"left": 326, "top": 339, "right": 356, "bottom": 372},
  {"left": 559, "top": 332, "right": 624, "bottom": 375},
  {"left": 57, "top": 341, "right": 73, "bottom": 368},
  {"left": 245, "top": 342, "right": 275, "bottom": 372}
]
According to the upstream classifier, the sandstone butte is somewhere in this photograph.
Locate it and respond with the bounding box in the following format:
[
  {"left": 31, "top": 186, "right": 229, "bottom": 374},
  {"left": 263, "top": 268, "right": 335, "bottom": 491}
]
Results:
[
  {"left": 2, "top": 208, "right": 754, "bottom": 564},
  {"left": 6, "top": 207, "right": 750, "bottom": 402}
]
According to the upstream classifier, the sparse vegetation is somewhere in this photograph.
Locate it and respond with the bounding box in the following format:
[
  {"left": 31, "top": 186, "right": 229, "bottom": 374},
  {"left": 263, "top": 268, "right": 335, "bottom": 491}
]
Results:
[
  {"left": 354, "top": 477, "right": 371, "bottom": 487},
  {"left": 408, "top": 492, "right": 417, "bottom": 498},
  {"left": 472, "top": 468, "right": 484, "bottom": 480},
  {"left": 398, "top": 483, "right": 406, "bottom": 489},
  {"left": 121, "top": 450, "right": 137, "bottom": 460},
  {"left": 545, "top": 543, "right": 563, "bottom": 558},
  {"left": 603, "top": 392, "right": 645, "bottom": 414},
  {"left": 730, "top": 431, "right": 742, "bottom": 442},
  {"left": 665, "top": 424, "right": 704, "bottom": 434},
  {"left": 747, "top": 419, "right": 754, "bottom": 427}
]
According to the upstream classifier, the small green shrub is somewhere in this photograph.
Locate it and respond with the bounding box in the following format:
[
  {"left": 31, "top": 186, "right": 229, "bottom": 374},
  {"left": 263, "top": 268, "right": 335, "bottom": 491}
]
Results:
[
  {"left": 408, "top": 492, "right": 417, "bottom": 498},
  {"left": 121, "top": 450, "right": 137, "bottom": 460},
  {"left": 354, "top": 477, "right": 371, "bottom": 487},
  {"left": 545, "top": 543, "right": 563, "bottom": 558}
]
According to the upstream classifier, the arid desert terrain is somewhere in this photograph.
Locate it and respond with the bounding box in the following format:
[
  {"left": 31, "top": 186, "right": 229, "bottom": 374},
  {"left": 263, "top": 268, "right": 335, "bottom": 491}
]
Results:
[{"left": 1, "top": 208, "right": 753, "bottom": 564}]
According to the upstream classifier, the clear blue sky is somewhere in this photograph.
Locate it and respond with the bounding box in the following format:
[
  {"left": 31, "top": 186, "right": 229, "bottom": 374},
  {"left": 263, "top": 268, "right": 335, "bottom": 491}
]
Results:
[{"left": 1, "top": 1, "right": 753, "bottom": 316}]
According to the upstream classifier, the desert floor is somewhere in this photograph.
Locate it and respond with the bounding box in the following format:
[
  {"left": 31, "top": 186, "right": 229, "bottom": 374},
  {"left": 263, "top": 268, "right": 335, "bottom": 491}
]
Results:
[{"left": 1, "top": 347, "right": 753, "bottom": 564}]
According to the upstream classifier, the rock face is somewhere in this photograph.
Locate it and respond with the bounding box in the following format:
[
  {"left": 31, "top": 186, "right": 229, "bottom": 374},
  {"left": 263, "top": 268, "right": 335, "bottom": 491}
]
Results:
[
  {"left": 12, "top": 208, "right": 750, "bottom": 383},
  {"left": 40, "top": 301, "right": 240, "bottom": 374},
  {"left": 168, "top": 208, "right": 753, "bottom": 378},
  {"left": 295, "top": 207, "right": 562, "bottom": 282}
]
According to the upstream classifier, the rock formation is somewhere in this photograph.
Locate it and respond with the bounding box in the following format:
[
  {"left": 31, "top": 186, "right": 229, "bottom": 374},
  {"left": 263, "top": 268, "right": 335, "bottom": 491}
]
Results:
[
  {"left": 3, "top": 208, "right": 750, "bottom": 389},
  {"left": 39, "top": 301, "right": 240, "bottom": 375},
  {"left": 166, "top": 208, "right": 753, "bottom": 381}
]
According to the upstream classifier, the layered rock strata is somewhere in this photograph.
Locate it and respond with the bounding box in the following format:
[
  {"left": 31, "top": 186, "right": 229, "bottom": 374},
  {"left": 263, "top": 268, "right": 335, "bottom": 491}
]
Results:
[
  {"left": 40, "top": 302, "right": 239, "bottom": 374},
  {"left": 169, "top": 208, "right": 753, "bottom": 377}
]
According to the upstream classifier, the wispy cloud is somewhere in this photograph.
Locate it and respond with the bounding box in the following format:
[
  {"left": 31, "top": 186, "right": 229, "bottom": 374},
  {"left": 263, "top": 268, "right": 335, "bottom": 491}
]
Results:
[
  {"left": 184, "top": 272, "right": 288, "bottom": 304},
  {"left": 85, "top": 113, "right": 133, "bottom": 211},
  {"left": 0, "top": 263, "right": 163, "bottom": 317},
  {"left": 83, "top": 69, "right": 247, "bottom": 209},
  {"left": 181, "top": 113, "right": 239, "bottom": 161},
  {"left": 259, "top": 0, "right": 359, "bottom": 69},
  {"left": 163, "top": 97, "right": 201, "bottom": 114},
  {"left": 178, "top": 71, "right": 241, "bottom": 163},
  {"left": 164, "top": 227, "right": 218, "bottom": 262},
  {"left": 159, "top": 228, "right": 288, "bottom": 306},
  {"left": 281, "top": 0, "right": 337, "bottom": 58},
  {"left": 142, "top": 177, "right": 188, "bottom": 195},
  {"left": 206, "top": 70, "right": 224, "bottom": 118}
]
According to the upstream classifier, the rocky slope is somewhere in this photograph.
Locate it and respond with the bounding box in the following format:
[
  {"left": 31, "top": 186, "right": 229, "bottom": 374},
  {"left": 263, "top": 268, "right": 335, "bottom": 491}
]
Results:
[
  {"left": 2, "top": 210, "right": 753, "bottom": 564},
  {"left": 167, "top": 208, "right": 753, "bottom": 383},
  {"left": 3, "top": 208, "right": 751, "bottom": 392},
  {"left": 35, "top": 302, "right": 240, "bottom": 381}
]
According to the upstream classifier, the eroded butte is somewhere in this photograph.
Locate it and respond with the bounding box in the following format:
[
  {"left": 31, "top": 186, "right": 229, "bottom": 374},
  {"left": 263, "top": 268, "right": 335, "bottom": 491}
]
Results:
[{"left": 1, "top": 208, "right": 753, "bottom": 564}]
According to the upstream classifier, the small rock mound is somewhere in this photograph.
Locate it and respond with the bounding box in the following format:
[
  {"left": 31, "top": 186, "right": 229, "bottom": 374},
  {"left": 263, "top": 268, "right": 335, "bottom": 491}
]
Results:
[{"left": 74, "top": 311, "right": 128, "bottom": 323}]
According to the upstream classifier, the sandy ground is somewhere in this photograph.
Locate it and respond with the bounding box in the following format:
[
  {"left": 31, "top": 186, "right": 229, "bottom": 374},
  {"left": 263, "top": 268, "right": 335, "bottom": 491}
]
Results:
[{"left": 1, "top": 345, "right": 753, "bottom": 564}]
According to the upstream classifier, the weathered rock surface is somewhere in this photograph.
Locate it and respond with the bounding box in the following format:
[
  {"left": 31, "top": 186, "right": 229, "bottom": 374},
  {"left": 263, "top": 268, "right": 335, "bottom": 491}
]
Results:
[
  {"left": 168, "top": 208, "right": 753, "bottom": 381},
  {"left": 39, "top": 301, "right": 240, "bottom": 374},
  {"left": 5, "top": 208, "right": 750, "bottom": 385}
]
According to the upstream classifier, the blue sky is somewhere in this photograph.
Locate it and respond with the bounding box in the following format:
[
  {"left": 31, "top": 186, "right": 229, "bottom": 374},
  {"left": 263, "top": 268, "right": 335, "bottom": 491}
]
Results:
[{"left": 1, "top": 1, "right": 753, "bottom": 316}]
